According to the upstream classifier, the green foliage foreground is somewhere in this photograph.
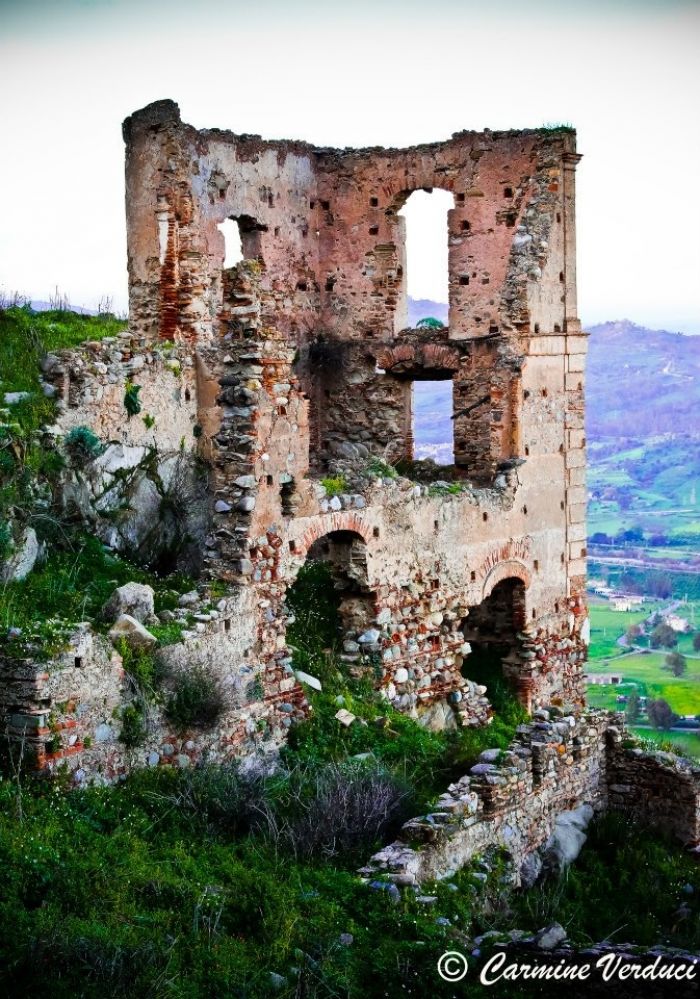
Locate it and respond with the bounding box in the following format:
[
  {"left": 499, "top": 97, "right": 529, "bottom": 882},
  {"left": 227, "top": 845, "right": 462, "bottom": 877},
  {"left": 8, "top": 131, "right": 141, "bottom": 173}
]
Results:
[{"left": 0, "top": 775, "right": 697, "bottom": 999}]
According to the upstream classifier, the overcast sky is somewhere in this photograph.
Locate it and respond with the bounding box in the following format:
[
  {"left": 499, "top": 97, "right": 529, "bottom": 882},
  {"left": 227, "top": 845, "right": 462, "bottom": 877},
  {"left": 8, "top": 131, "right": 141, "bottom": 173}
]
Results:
[{"left": 1, "top": 0, "right": 699, "bottom": 331}]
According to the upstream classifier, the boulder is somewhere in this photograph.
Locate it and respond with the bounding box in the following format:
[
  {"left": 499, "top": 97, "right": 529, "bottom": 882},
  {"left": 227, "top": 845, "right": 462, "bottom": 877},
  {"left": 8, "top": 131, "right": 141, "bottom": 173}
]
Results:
[
  {"left": 102, "top": 582, "right": 155, "bottom": 623},
  {"left": 1, "top": 527, "right": 40, "bottom": 582},
  {"left": 109, "top": 614, "right": 157, "bottom": 651},
  {"left": 542, "top": 804, "right": 594, "bottom": 873},
  {"left": 534, "top": 923, "right": 567, "bottom": 950},
  {"left": 519, "top": 851, "right": 543, "bottom": 888}
]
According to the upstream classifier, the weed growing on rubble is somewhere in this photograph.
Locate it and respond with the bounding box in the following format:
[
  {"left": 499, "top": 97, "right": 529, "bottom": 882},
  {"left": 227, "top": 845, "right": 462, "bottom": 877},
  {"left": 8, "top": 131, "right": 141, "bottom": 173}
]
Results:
[{"left": 320, "top": 474, "right": 347, "bottom": 497}]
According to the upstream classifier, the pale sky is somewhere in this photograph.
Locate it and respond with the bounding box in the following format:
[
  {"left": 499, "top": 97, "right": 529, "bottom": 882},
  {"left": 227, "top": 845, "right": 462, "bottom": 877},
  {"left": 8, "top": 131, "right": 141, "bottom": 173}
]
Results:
[{"left": 1, "top": 0, "right": 699, "bottom": 331}]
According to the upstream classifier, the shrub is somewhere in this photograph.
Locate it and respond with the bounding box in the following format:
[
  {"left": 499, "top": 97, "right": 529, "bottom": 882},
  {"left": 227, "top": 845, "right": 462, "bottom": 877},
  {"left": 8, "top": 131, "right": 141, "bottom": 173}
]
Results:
[
  {"left": 63, "top": 425, "right": 104, "bottom": 466},
  {"left": 165, "top": 666, "right": 224, "bottom": 728},
  {"left": 273, "top": 761, "right": 411, "bottom": 860},
  {"left": 123, "top": 381, "right": 142, "bottom": 417},
  {"left": 320, "top": 474, "right": 346, "bottom": 497},
  {"left": 119, "top": 705, "right": 147, "bottom": 747}
]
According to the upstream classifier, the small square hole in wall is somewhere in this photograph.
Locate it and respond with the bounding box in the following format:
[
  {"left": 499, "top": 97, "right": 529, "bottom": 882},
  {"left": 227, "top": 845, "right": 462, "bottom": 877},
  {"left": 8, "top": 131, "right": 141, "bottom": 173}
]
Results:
[
  {"left": 555, "top": 602, "right": 560, "bottom": 613},
  {"left": 470, "top": 570, "right": 476, "bottom": 582},
  {"left": 504, "top": 186, "right": 513, "bottom": 198},
  {"left": 321, "top": 200, "right": 330, "bottom": 210},
  {"left": 184, "top": 387, "right": 191, "bottom": 402},
  {"left": 456, "top": 192, "right": 465, "bottom": 203},
  {"left": 266, "top": 475, "right": 273, "bottom": 486},
  {"left": 74, "top": 656, "right": 83, "bottom": 668},
  {"left": 372, "top": 526, "right": 380, "bottom": 538},
  {"left": 554, "top": 324, "right": 561, "bottom": 333},
  {"left": 523, "top": 505, "right": 528, "bottom": 515},
  {"left": 224, "top": 619, "right": 231, "bottom": 632},
  {"left": 534, "top": 559, "right": 539, "bottom": 571},
  {"left": 559, "top": 271, "right": 565, "bottom": 283},
  {"left": 325, "top": 278, "right": 335, "bottom": 292},
  {"left": 459, "top": 275, "right": 470, "bottom": 286},
  {"left": 482, "top": 512, "right": 488, "bottom": 522},
  {"left": 532, "top": 608, "right": 536, "bottom": 619},
  {"left": 434, "top": 519, "right": 439, "bottom": 531},
  {"left": 541, "top": 387, "right": 548, "bottom": 397},
  {"left": 289, "top": 540, "right": 296, "bottom": 552},
  {"left": 559, "top": 443, "right": 564, "bottom": 453},
  {"left": 534, "top": 323, "right": 540, "bottom": 334},
  {"left": 561, "top": 553, "right": 565, "bottom": 564},
  {"left": 580, "top": 547, "right": 587, "bottom": 558},
  {"left": 524, "top": 446, "right": 530, "bottom": 456},
  {"left": 274, "top": 226, "right": 280, "bottom": 237},
  {"left": 369, "top": 225, "right": 379, "bottom": 236},
  {"left": 297, "top": 281, "right": 307, "bottom": 291},
  {"left": 431, "top": 579, "right": 439, "bottom": 590},
  {"left": 309, "top": 200, "right": 315, "bottom": 209},
  {"left": 279, "top": 406, "right": 287, "bottom": 415},
  {"left": 557, "top": 212, "right": 562, "bottom": 223},
  {"left": 370, "top": 197, "right": 379, "bottom": 207},
  {"left": 461, "top": 220, "right": 471, "bottom": 231},
  {"left": 560, "top": 500, "right": 565, "bottom": 510}
]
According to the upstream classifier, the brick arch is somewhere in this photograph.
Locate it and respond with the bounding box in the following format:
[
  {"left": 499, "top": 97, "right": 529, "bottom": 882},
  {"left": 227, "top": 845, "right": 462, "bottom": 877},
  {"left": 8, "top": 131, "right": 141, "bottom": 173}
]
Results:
[
  {"left": 376, "top": 342, "right": 460, "bottom": 375},
  {"left": 387, "top": 183, "right": 457, "bottom": 214},
  {"left": 296, "top": 512, "right": 373, "bottom": 555},
  {"left": 481, "top": 560, "right": 531, "bottom": 601}
]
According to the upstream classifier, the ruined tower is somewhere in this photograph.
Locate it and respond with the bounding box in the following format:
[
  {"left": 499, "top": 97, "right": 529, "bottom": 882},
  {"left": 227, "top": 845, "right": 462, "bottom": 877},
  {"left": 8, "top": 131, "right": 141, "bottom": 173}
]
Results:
[{"left": 120, "top": 98, "right": 588, "bottom": 739}]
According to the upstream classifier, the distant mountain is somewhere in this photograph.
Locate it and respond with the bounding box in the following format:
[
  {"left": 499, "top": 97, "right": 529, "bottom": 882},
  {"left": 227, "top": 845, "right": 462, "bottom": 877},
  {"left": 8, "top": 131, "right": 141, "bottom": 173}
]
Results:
[
  {"left": 407, "top": 299, "right": 448, "bottom": 328},
  {"left": 30, "top": 300, "right": 96, "bottom": 315},
  {"left": 587, "top": 320, "right": 700, "bottom": 438}
]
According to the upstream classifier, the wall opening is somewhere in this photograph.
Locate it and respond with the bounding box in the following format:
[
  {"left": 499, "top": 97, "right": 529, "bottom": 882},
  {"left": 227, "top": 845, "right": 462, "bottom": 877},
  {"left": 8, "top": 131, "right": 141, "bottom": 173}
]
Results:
[
  {"left": 413, "top": 379, "right": 454, "bottom": 465},
  {"left": 285, "top": 531, "right": 376, "bottom": 678},
  {"left": 461, "top": 578, "right": 527, "bottom": 703},
  {"left": 218, "top": 214, "right": 267, "bottom": 268},
  {"left": 398, "top": 188, "right": 454, "bottom": 309},
  {"left": 219, "top": 218, "right": 243, "bottom": 268}
]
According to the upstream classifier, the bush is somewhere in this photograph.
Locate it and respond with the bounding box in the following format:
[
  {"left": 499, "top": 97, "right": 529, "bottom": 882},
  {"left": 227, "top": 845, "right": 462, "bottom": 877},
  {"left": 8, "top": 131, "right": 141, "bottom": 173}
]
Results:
[
  {"left": 320, "top": 474, "right": 346, "bottom": 497},
  {"left": 63, "top": 425, "right": 104, "bottom": 466},
  {"left": 165, "top": 666, "right": 224, "bottom": 728},
  {"left": 273, "top": 761, "right": 411, "bottom": 860},
  {"left": 119, "top": 705, "right": 147, "bottom": 747}
]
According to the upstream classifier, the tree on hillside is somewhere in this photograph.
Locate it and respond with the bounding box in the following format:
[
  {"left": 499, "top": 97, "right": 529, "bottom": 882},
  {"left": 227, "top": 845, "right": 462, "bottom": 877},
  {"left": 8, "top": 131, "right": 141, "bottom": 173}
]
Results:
[
  {"left": 650, "top": 623, "right": 678, "bottom": 649},
  {"left": 625, "top": 689, "right": 641, "bottom": 724},
  {"left": 647, "top": 698, "right": 677, "bottom": 731},
  {"left": 625, "top": 624, "right": 642, "bottom": 646},
  {"left": 665, "top": 651, "right": 687, "bottom": 677},
  {"left": 693, "top": 632, "right": 700, "bottom": 652}
]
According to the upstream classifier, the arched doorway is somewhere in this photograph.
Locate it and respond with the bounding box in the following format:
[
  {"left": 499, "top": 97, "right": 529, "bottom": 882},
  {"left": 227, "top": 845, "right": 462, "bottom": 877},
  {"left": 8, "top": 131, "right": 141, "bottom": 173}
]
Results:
[
  {"left": 285, "top": 530, "right": 376, "bottom": 680},
  {"left": 461, "top": 577, "right": 528, "bottom": 705}
]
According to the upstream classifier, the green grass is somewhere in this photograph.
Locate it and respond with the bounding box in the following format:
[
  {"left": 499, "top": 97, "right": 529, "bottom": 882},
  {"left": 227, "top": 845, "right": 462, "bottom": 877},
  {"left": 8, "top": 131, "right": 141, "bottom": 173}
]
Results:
[
  {"left": 0, "top": 533, "right": 192, "bottom": 656},
  {"left": 587, "top": 601, "right": 655, "bottom": 660},
  {"left": 0, "top": 774, "right": 696, "bottom": 999},
  {"left": 630, "top": 727, "right": 700, "bottom": 761}
]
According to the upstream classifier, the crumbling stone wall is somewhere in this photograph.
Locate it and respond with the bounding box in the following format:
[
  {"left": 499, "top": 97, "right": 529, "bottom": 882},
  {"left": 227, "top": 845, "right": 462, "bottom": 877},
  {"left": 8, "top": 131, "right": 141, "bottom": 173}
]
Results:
[
  {"left": 361, "top": 714, "right": 700, "bottom": 886},
  {"left": 2, "top": 100, "right": 590, "bottom": 781}
]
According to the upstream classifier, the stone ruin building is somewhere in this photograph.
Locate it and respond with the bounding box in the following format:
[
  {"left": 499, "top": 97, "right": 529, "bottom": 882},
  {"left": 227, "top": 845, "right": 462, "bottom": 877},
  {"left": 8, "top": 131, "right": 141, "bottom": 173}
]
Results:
[{"left": 2, "top": 100, "right": 698, "bottom": 876}]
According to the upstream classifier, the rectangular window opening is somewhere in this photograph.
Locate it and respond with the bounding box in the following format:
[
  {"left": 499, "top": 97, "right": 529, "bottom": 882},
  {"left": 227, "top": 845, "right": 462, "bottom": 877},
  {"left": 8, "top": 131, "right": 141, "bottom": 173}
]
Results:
[{"left": 413, "top": 380, "right": 454, "bottom": 466}]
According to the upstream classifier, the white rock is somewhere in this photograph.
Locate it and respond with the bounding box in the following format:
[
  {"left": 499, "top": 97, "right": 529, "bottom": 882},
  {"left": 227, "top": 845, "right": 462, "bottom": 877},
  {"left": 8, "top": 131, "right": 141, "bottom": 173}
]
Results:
[
  {"left": 95, "top": 443, "right": 146, "bottom": 475},
  {"left": 335, "top": 708, "right": 356, "bottom": 727},
  {"left": 102, "top": 582, "right": 155, "bottom": 623},
  {"left": 109, "top": 614, "right": 157, "bottom": 651},
  {"left": 1, "top": 527, "right": 40, "bottom": 582},
  {"left": 295, "top": 670, "right": 322, "bottom": 691}
]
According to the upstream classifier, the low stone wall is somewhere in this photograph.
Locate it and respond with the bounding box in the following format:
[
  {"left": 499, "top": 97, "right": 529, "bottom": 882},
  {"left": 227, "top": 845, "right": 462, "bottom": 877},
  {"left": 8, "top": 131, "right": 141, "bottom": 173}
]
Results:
[
  {"left": 361, "top": 710, "right": 611, "bottom": 885},
  {"left": 607, "top": 729, "right": 700, "bottom": 846},
  {"left": 361, "top": 716, "right": 700, "bottom": 886}
]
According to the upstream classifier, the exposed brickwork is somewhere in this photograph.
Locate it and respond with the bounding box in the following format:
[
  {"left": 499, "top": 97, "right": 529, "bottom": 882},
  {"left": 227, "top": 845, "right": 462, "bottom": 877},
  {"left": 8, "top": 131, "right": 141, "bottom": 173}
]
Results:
[{"left": 2, "top": 102, "right": 593, "bottom": 780}]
